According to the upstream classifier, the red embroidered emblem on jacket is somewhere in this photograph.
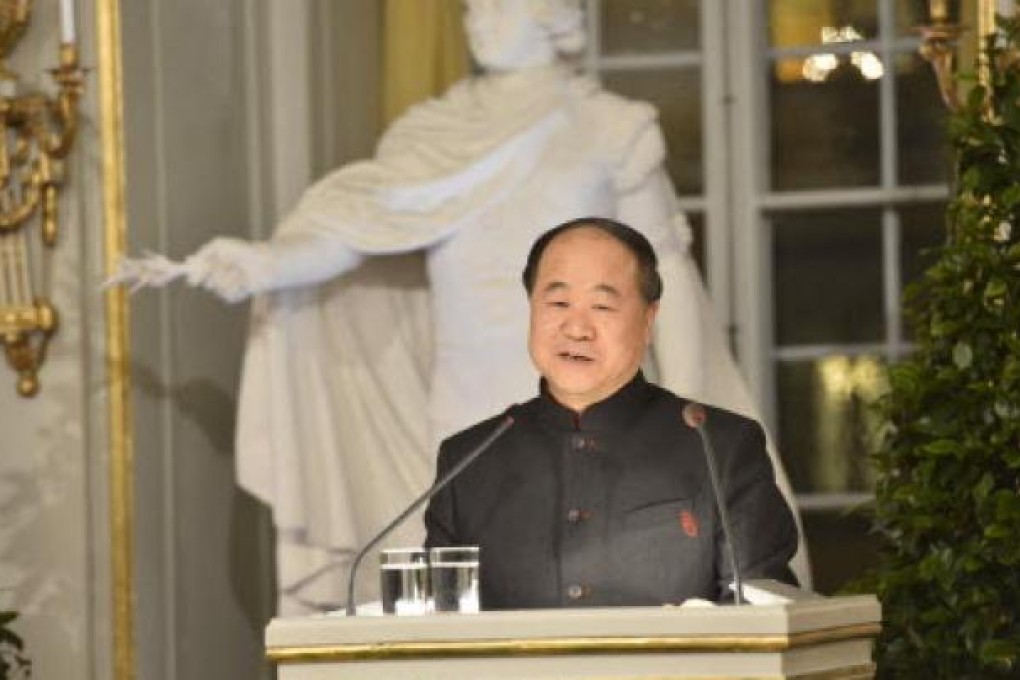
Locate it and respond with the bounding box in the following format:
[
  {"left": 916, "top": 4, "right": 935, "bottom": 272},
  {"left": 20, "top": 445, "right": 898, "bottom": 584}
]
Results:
[{"left": 679, "top": 510, "right": 699, "bottom": 538}]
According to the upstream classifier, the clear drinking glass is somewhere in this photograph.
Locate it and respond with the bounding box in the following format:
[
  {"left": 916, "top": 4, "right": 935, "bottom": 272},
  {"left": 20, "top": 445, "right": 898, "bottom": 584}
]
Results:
[
  {"left": 429, "top": 546, "right": 480, "bottom": 613},
  {"left": 379, "top": 547, "right": 430, "bottom": 616}
]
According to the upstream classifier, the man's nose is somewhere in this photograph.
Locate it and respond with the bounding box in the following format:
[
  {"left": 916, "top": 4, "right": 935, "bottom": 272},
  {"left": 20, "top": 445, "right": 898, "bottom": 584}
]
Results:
[{"left": 562, "top": 310, "right": 594, "bottom": 340}]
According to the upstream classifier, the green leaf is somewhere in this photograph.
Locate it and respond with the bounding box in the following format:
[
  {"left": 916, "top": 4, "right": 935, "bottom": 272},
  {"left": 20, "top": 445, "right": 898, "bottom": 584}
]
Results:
[
  {"left": 1001, "top": 184, "right": 1020, "bottom": 209},
  {"left": 920, "top": 439, "right": 962, "bottom": 457},
  {"left": 953, "top": 341, "right": 974, "bottom": 369},
  {"left": 961, "top": 554, "right": 983, "bottom": 572},
  {"left": 979, "top": 638, "right": 1020, "bottom": 668},
  {"left": 985, "top": 277, "right": 1008, "bottom": 299},
  {"left": 967, "top": 83, "right": 988, "bottom": 112},
  {"left": 993, "top": 489, "right": 1020, "bottom": 518},
  {"left": 1006, "top": 242, "right": 1020, "bottom": 263},
  {"left": 974, "top": 472, "right": 995, "bottom": 500},
  {"left": 993, "top": 400, "right": 1017, "bottom": 419}
]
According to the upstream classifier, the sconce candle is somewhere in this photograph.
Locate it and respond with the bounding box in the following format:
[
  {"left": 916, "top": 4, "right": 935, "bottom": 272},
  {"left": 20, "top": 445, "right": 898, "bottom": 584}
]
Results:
[
  {"left": 916, "top": 0, "right": 966, "bottom": 110},
  {"left": 919, "top": 0, "right": 963, "bottom": 24},
  {"left": 59, "top": 0, "right": 74, "bottom": 43}
]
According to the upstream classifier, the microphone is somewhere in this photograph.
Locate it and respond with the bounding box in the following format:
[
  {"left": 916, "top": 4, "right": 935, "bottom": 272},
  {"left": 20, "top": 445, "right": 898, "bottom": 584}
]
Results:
[
  {"left": 344, "top": 411, "right": 516, "bottom": 615},
  {"left": 681, "top": 401, "right": 745, "bottom": 605}
]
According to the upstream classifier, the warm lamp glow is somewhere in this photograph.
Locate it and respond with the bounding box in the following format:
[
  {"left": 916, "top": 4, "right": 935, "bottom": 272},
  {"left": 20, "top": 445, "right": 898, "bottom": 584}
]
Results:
[
  {"left": 919, "top": 0, "right": 962, "bottom": 24},
  {"left": 794, "top": 25, "right": 885, "bottom": 84}
]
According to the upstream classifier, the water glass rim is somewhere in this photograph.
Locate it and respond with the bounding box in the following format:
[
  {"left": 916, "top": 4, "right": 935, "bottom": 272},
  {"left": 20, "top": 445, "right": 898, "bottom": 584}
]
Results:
[
  {"left": 428, "top": 545, "right": 480, "bottom": 557},
  {"left": 379, "top": 547, "right": 428, "bottom": 563}
]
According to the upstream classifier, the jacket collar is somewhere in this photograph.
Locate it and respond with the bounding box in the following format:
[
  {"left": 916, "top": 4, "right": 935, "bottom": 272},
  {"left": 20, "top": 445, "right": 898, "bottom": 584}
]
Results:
[{"left": 535, "top": 371, "right": 654, "bottom": 433}]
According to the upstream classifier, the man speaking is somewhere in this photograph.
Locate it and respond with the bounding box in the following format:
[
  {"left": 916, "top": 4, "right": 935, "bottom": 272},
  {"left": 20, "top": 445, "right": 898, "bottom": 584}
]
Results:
[{"left": 424, "top": 217, "right": 798, "bottom": 609}]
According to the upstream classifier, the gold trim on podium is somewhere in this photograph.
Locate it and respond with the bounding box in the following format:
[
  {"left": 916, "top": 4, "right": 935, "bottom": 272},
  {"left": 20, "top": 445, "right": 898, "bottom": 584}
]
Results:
[
  {"left": 267, "top": 622, "right": 881, "bottom": 664},
  {"left": 97, "top": 0, "right": 134, "bottom": 678}
]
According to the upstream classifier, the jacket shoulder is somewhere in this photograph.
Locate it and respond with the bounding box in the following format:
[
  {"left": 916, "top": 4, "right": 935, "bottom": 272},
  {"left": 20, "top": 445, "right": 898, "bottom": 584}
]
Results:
[
  {"left": 648, "top": 382, "right": 763, "bottom": 438},
  {"left": 437, "top": 406, "right": 523, "bottom": 464}
]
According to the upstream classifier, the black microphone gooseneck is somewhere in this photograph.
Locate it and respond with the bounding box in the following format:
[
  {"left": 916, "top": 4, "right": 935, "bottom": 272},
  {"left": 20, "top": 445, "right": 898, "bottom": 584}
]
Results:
[
  {"left": 344, "top": 412, "right": 515, "bottom": 616},
  {"left": 681, "top": 402, "right": 745, "bottom": 605}
]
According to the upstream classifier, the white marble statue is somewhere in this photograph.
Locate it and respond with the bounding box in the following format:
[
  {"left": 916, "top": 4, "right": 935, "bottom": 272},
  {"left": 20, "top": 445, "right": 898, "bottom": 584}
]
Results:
[{"left": 112, "top": 0, "right": 809, "bottom": 612}]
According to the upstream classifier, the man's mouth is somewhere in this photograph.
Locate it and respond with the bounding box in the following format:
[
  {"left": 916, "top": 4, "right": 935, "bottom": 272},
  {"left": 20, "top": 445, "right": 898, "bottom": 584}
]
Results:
[{"left": 558, "top": 351, "right": 593, "bottom": 363}]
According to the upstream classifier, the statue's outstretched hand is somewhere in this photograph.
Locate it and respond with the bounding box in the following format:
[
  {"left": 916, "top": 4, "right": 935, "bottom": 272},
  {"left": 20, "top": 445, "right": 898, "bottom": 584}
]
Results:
[
  {"left": 105, "top": 251, "right": 188, "bottom": 292},
  {"left": 107, "top": 231, "right": 362, "bottom": 302},
  {"left": 105, "top": 237, "right": 273, "bottom": 303},
  {"left": 183, "top": 237, "right": 274, "bottom": 303}
]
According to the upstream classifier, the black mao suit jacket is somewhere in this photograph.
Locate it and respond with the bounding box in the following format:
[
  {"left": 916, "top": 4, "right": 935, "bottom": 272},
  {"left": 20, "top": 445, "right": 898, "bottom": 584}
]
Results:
[{"left": 424, "top": 373, "right": 799, "bottom": 609}]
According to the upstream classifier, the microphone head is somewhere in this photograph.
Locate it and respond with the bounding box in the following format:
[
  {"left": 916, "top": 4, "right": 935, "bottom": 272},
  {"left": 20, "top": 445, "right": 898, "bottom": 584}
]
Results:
[{"left": 682, "top": 401, "right": 707, "bottom": 429}]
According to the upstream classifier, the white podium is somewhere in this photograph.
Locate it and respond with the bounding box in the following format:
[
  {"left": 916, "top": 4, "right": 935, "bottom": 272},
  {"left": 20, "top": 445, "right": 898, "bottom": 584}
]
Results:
[{"left": 266, "top": 594, "right": 880, "bottom": 679}]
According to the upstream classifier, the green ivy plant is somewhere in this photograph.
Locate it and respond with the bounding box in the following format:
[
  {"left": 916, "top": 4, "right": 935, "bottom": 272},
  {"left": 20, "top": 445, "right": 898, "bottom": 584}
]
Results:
[
  {"left": 870, "top": 15, "right": 1020, "bottom": 679},
  {"left": 0, "top": 611, "right": 30, "bottom": 680}
]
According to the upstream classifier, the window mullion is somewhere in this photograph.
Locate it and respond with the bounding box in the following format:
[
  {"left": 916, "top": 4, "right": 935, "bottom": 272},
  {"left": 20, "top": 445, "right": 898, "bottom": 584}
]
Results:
[
  {"left": 727, "top": 0, "right": 774, "bottom": 425},
  {"left": 702, "top": 0, "right": 732, "bottom": 326},
  {"left": 879, "top": 0, "right": 904, "bottom": 357}
]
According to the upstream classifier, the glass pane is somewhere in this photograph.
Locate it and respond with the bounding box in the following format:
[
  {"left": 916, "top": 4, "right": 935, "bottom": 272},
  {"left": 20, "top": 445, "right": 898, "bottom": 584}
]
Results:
[
  {"left": 900, "top": 203, "right": 947, "bottom": 285},
  {"left": 776, "top": 355, "right": 886, "bottom": 493},
  {"left": 600, "top": 0, "right": 700, "bottom": 54},
  {"left": 802, "top": 508, "right": 879, "bottom": 594},
  {"left": 896, "top": 53, "right": 951, "bottom": 185},
  {"left": 768, "top": 0, "right": 877, "bottom": 49},
  {"left": 894, "top": 1, "right": 929, "bottom": 37},
  {"left": 769, "top": 58, "right": 881, "bottom": 190},
  {"left": 603, "top": 68, "right": 703, "bottom": 195},
  {"left": 773, "top": 209, "right": 885, "bottom": 345},
  {"left": 900, "top": 202, "right": 947, "bottom": 338}
]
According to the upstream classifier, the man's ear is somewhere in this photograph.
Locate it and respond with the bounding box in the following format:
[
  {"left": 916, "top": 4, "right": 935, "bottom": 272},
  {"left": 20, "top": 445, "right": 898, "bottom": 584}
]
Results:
[{"left": 644, "top": 302, "right": 660, "bottom": 343}]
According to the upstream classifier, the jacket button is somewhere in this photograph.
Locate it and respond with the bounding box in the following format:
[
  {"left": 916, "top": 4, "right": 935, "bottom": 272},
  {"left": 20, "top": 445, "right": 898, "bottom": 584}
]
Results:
[
  {"left": 566, "top": 584, "right": 589, "bottom": 600},
  {"left": 570, "top": 435, "right": 599, "bottom": 453},
  {"left": 566, "top": 508, "right": 593, "bottom": 523}
]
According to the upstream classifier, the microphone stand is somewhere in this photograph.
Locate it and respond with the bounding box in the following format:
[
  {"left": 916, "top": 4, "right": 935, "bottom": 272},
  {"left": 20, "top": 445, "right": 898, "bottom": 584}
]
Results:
[
  {"left": 344, "top": 413, "right": 515, "bottom": 616},
  {"left": 682, "top": 402, "right": 745, "bottom": 605}
]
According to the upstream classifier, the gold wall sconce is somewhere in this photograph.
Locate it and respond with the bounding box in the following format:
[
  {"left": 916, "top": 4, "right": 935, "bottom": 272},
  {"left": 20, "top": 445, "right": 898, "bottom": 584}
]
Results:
[
  {"left": 916, "top": 0, "right": 967, "bottom": 111},
  {"left": 917, "top": 0, "right": 1017, "bottom": 111},
  {"left": 0, "top": 0, "right": 82, "bottom": 396}
]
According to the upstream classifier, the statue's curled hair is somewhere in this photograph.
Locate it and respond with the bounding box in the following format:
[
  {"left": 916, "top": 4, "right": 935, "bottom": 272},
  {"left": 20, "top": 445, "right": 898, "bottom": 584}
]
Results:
[{"left": 531, "top": 0, "right": 586, "bottom": 54}]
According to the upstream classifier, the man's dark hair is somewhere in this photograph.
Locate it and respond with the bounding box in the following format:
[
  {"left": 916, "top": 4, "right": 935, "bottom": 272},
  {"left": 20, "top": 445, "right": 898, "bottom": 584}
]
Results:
[{"left": 521, "top": 217, "right": 663, "bottom": 304}]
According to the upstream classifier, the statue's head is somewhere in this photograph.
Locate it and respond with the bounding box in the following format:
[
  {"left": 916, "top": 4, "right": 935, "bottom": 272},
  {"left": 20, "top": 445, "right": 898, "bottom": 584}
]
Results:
[{"left": 463, "top": 0, "right": 585, "bottom": 72}]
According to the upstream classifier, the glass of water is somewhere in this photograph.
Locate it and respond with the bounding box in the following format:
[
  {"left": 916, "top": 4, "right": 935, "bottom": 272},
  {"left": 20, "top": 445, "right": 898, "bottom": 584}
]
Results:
[
  {"left": 379, "top": 547, "right": 430, "bottom": 616},
  {"left": 429, "top": 545, "right": 480, "bottom": 613}
]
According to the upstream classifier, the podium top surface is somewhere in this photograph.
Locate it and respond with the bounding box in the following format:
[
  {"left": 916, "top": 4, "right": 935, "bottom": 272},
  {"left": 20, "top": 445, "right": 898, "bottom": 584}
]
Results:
[{"left": 266, "top": 595, "right": 881, "bottom": 652}]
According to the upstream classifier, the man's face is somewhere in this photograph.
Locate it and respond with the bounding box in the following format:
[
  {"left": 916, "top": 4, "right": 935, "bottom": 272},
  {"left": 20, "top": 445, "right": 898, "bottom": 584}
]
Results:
[{"left": 528, "top": 227, "right": 658, "bottom": 412}]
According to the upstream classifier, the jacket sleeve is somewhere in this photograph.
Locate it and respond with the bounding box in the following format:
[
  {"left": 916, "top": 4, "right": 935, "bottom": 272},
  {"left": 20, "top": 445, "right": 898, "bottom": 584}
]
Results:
[{"left": 715, "top": 418, "right": 800, "bottom": 596}]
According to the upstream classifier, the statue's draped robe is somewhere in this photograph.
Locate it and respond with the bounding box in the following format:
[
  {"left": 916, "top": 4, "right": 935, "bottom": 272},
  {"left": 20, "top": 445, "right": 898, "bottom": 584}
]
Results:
[{"left": 235, "top": 67, "right": 810, "bottom": 613}]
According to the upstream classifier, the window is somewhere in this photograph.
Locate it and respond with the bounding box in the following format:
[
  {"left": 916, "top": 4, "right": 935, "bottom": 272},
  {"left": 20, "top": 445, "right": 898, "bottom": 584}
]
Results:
[{"left": 587, "top": 0, "right": 950, "bottom": 591}]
